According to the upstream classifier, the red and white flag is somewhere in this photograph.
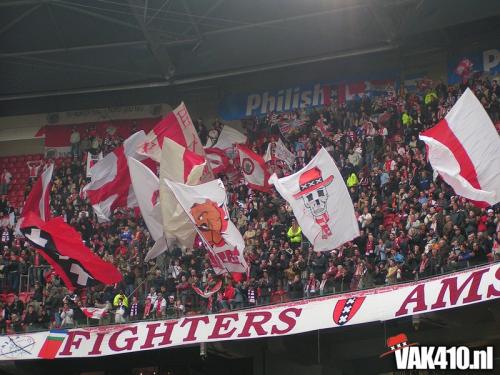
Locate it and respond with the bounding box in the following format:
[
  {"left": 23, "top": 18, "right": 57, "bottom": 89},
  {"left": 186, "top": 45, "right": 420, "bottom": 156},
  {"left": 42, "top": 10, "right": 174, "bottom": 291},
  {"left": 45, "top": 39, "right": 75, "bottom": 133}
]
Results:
[
  {"left": 81, "top": 307, "right": 107, "bottom": 320},
  {"left": 82, "top": 131, "right": 148, "bottom": 222},
  {"left": 86, "top": 152, "right": 103, "bottom": 178},
  {"left": 154, "top": 138, "right": 206, "bottom": 260},
  {"left": 205, "top": 148, "right": 230, "bottom": 175},
  {"left": 264, "top": 138, "right": 295, "bottom": 168},
  {"left": 269, "top": 148, "right": 359, "bottom": 251},
  {"left": 164, "top": 178, "right": 248, "bottom": 274},
  {"left": 236, "top": 144, "right": 271, "bottom": 192},
  {"left": 22, "top": 163, "right": 53, "bottom": 221},
  {"left": 137, "top": 102, "right": 209, "bottom": 167},
  {"left": 420, "top": 88, "right": 500, "bottom": 207}
]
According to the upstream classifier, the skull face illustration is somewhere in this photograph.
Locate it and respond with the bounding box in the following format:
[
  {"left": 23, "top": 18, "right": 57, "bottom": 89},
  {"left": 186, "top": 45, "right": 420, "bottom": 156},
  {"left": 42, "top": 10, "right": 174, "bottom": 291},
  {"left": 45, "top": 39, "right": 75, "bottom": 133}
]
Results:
[{"left": 303, "top": 186, "right": 329, "bottom": 216}]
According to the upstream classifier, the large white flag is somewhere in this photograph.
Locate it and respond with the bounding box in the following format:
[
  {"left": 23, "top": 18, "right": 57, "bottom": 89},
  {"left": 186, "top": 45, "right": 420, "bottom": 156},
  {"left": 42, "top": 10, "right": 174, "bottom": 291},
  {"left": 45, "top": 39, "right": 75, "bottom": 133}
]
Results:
[
  {"left": 420, "top": 88, "right": 500, "bottom": 207},
  {"left": 269, "top": 148, "right": 359, "bottom": 251},
  {"left": 164, "top": 178, "right": 248, "bottom": 274},
  {"left": 127, "top": 157, "right": 168, "bottom": 258},
  {"left": 210, "top": 126, "right": 247, "bottom": 151},
  {"left": 157, "top": 138, "right": 206, "bottom": 260}
]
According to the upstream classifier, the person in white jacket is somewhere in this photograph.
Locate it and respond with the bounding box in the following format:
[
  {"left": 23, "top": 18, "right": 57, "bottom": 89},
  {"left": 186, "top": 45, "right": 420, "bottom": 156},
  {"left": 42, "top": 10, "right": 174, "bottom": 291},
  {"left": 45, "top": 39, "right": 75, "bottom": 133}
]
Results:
[{"left": 60, "top": 303, "right": 74, "bottom": 328}]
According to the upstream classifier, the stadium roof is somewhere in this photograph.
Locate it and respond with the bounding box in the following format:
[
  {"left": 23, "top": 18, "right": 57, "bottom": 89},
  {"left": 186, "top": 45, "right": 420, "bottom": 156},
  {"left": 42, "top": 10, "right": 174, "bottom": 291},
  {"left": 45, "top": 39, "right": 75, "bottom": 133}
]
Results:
[{"left": 1, "top": 0, "right": 500, "bottom": 114}]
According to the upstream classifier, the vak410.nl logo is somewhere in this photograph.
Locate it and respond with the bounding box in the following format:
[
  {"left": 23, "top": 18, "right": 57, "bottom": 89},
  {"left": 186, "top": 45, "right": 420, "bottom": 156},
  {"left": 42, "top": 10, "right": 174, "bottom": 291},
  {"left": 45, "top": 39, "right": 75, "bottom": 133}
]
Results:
[{"left": 380, "top": 333, "right": 494, "bottom": 371}]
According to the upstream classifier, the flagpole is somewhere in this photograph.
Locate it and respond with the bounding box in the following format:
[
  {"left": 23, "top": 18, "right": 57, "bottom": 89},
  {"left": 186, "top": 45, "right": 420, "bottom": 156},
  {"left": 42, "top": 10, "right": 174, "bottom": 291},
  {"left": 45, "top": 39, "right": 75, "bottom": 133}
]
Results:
[{"left": 126, "top": 263, "right": 159, "bottom": 300}]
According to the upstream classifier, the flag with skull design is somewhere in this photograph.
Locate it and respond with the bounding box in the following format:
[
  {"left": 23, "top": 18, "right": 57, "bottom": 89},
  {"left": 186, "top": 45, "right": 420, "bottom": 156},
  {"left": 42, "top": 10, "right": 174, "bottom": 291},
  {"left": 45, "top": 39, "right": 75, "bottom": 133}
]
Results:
[{"left": 269, "top": 148, "right": 359, "bottom": 251}]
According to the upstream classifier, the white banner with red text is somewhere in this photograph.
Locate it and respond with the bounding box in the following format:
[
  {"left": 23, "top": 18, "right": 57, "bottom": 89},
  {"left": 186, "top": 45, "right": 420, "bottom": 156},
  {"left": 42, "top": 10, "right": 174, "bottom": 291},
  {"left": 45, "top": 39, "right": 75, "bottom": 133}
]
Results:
[{"left": 0, "top": 263, "right": 498, "bottom": 361}]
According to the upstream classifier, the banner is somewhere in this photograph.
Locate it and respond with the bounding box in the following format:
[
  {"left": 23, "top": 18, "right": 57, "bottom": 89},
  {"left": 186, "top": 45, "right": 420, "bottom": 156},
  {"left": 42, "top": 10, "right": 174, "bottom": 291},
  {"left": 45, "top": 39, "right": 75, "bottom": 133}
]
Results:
[
  {"left": 218, "top": 79, "right": 398, "bottom": 120},
  {"left": 218, "top": 83, "right": 335, "bottom": 120},
  {"left": 1, "top": 263, "right": 498, "bottom": 361},
  {"left": 448, "top": 48, "right": 500, "bottom": 84}
]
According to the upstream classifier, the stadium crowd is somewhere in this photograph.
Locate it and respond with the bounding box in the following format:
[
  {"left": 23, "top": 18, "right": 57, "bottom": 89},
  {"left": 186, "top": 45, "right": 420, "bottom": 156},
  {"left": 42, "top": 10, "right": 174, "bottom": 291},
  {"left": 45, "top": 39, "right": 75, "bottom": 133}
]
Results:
[{"left": 0, "top": 75, "right": 499, "bottom": 334}]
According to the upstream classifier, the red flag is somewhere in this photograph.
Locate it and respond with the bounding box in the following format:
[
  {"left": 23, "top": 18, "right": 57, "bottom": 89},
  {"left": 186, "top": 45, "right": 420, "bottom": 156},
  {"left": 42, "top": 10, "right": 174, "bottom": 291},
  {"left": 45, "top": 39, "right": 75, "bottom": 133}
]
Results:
[
  {"left": 236, "top": 144, "right": 271, "bottom": 192},
  {"left": 20, "top": 212, "right": 122, "bottom": 291},
  {"left": 22, "top": 163, "right": 53, "bottom": 221}
]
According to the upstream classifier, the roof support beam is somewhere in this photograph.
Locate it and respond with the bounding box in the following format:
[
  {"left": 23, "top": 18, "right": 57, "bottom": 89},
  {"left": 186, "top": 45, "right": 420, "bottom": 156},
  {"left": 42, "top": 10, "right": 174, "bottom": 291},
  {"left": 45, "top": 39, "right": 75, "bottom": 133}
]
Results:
[
  {"left": 180, "top": 0, "right": 203, "bottom": 40},
  {"left": 45, "top": 1, "right": 67, "bottom": 49},
  {"left": 127, "top": 0, "right": 175, "bottom": 80},
  {"left": 146, "top": 0, "right": 171, "bottom": 25},
  {"left": 202, "top": 3, "right": 366, "bottom": 36},
  {"left": 0, "top": 0, "right": 40, "bottom": 7},
  {"left": 0, "top": 4, "right": 42, "bottom": 37},
  {"left": 181, "top": 0, "right": 224, "bottom": 36},
  {"left": 0, "top": 38, "right": 198, "bottom": 58},
  {"left": 6, "top": 54, "right": 161, "bottom": 78},
  {"left": 52, "top": 1, "right": 143, "bottom": 32}
]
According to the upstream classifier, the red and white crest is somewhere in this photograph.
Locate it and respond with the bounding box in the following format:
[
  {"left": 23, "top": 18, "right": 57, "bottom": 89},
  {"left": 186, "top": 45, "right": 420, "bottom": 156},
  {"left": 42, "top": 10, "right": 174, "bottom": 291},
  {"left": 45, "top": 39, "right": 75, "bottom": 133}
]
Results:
[{"left": 332, "top": 296, "right": 366, "bottom": 326}]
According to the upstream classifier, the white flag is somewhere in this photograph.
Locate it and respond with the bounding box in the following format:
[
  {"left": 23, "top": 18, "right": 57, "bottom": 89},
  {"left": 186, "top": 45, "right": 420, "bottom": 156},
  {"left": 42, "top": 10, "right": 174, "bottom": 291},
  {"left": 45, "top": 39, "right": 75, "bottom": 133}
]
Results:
[
  {"left": 269, "top": 148, "right": 359, "bottom": 251},
  {"left": 210, "top": 126, "right": 247, "bottom": 152},
  {"left": 420, "top": 88, "right": 500, "bottom": 207},
  {"left": 164, "top": 178, "right": 248, "bottom": 274},
  {"left": 128, "top": 157, "right": 168, "bottom": 259},
  {"left": 264, "top": 138, "right": 295, "bottom": 167}
]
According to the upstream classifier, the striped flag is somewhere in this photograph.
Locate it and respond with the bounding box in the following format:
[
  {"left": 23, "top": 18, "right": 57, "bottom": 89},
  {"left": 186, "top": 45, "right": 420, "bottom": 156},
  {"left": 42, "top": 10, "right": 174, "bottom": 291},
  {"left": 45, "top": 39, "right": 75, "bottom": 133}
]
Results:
[
  {"left": 419, "top": 88, "right": 500, "bottom": 207},
  {"left": 37, "top": 330, "right": 67, "bottom": 359}
]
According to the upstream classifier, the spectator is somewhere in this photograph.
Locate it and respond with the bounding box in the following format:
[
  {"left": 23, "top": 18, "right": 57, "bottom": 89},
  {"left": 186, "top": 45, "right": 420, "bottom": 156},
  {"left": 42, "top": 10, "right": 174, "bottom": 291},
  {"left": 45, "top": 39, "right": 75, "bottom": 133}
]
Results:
[
  {"left": 287, "top": 219, "right": 302, "bottom": 249},
  {"left": 70, "top": 127, "right": 81, "bottom": 157},
  {"left": 60, "top": 302, "right": 74, "bottom": 328},
  {"left": 0, "top": 169, "right": 12, "bottom": 195}
]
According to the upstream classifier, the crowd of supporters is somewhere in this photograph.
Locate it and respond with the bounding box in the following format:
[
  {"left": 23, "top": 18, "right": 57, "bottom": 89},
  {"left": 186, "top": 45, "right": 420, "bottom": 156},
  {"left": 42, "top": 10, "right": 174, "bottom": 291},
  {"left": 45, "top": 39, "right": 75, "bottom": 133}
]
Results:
[{"left": 0, "top": 75, "right": 499, "bottom": 334}]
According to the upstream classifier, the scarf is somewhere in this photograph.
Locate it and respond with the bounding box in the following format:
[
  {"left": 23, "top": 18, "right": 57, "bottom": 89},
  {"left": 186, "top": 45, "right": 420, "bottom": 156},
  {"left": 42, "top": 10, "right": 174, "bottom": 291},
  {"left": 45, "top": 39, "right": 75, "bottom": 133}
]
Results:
[
  {"left": 156, "top": 297, "right": 163, "bottom": 315},
  {"left": 130, "top": 303, "right": 138, "bottom": 317}
]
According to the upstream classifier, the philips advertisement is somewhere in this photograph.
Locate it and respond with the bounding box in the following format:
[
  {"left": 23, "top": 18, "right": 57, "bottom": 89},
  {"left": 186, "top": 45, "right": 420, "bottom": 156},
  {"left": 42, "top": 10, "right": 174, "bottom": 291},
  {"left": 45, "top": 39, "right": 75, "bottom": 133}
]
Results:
[
  {"left": 218, "top": 79, "right": 397, "bottom": 121},
  {"left": 448, "top": 48, "right": 500, "bottom": 84}
]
